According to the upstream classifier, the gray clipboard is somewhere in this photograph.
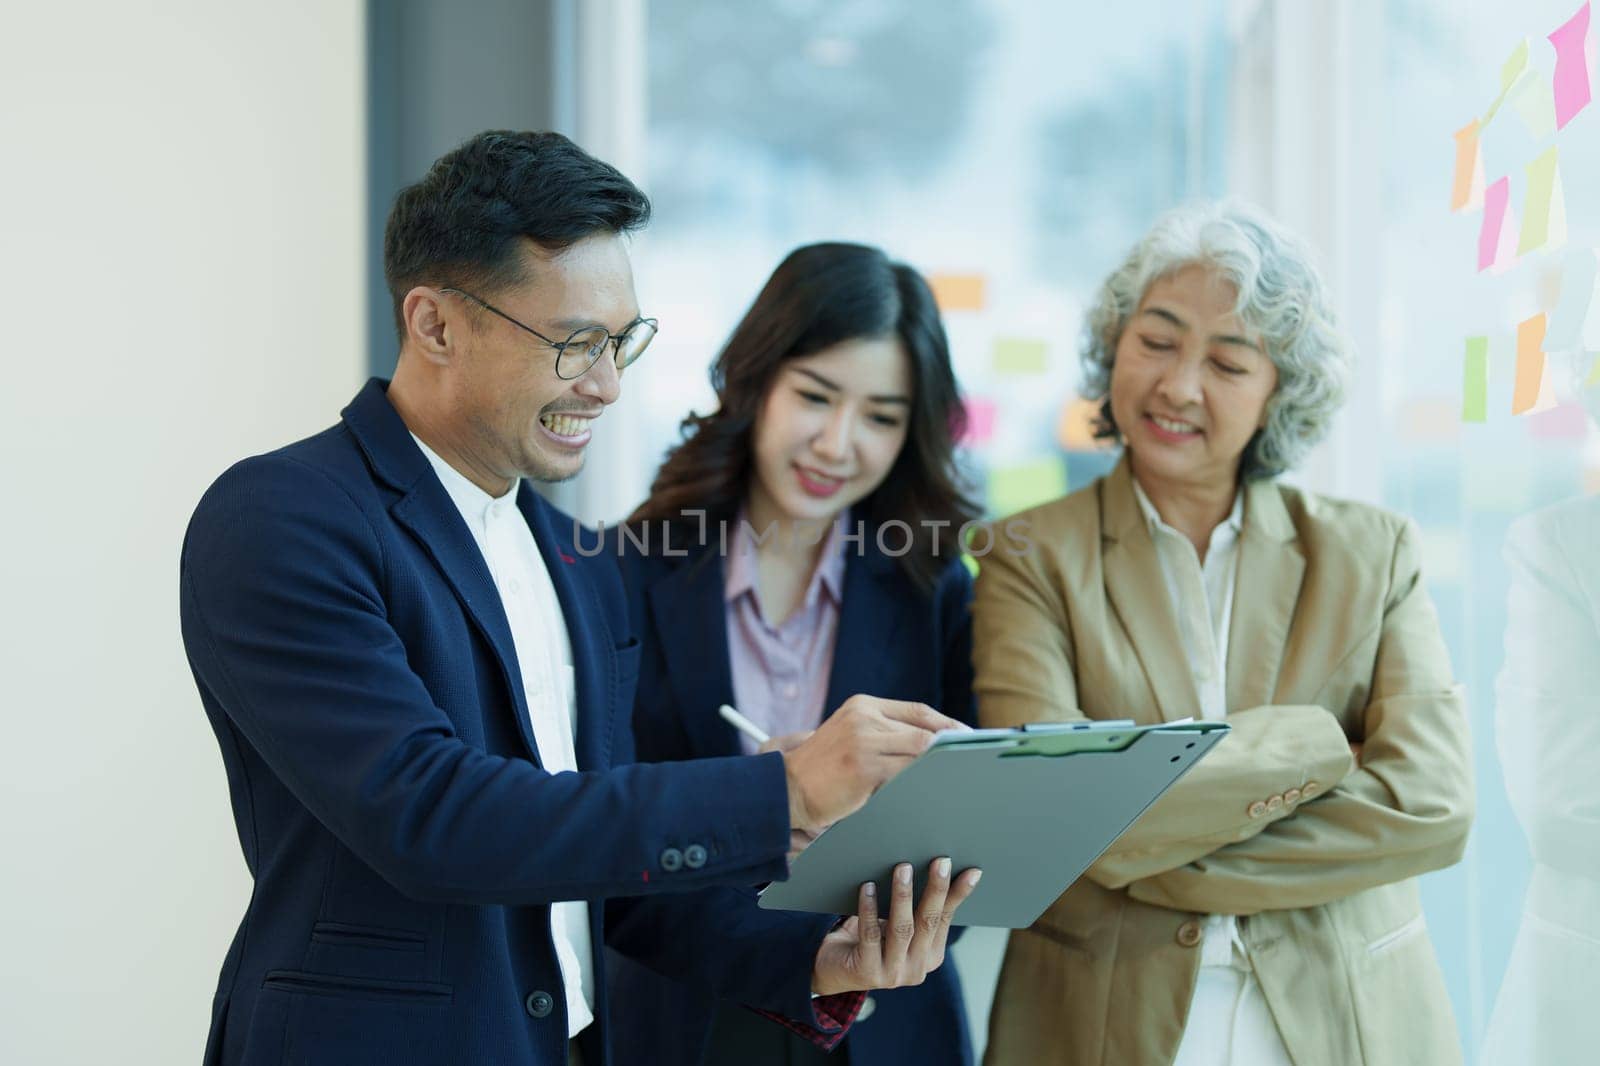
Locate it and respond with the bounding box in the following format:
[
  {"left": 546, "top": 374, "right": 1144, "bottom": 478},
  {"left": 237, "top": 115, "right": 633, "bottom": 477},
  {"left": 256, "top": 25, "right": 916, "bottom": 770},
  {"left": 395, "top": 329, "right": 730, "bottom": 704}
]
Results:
[{"left": 758, "top": 719, "right": 1230, "bottom": 928}]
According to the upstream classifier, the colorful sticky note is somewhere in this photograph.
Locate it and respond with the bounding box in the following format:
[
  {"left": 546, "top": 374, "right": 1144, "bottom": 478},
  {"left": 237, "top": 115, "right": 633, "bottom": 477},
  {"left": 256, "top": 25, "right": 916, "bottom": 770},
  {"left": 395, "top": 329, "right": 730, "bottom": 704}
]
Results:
[
  {"left": 1546, "top": 248, "right": 1598, "bottom": 349},
  {"left": 928, "top": 274, "right": 986, "bottom": 312},
  {"left": 1530, "top": 359, "right": 1561, "bottom": 414},
  {"left": 1513, "top": 313, "right": 1548, "bottom": 415},
  {"left": 1550, "top": 2, "right": 1593, "bottom": 129},
  {"left": 1519, "top": 146, "right": 1567, "bottom": 255},
  {"left": 1588, "top": 351, "right": 1600, "bottom": 384},
  {"left": 1530, "top": 402, "right": 1591, "bottom": 439},
  {"left": 1450, "top": 121, "right": 1486, "bottom": 211},
  {"left": 992, "top": 337, "right": 1049, "bottom": 375},
  {"left": 959, "top": 397, "right": 997, "bottom": 445},
  {"left": 1483, "top": 38, "right": 1531, "bottom": 126},
  {"left": 986, "top": 458, "right": 1067, "bottom": 517},
  {"left": 1479, "top": 177, "right": 1514, "bottom": 271},
  {"left": 1055, "top": 396, "right": 1105, "bottom": 451},
  {"left": 1510, "top": 73, "right": 1558, "bottom": 140},
  {"left": 1463, "top": 336, "right": 1489, "bottom": 423}
]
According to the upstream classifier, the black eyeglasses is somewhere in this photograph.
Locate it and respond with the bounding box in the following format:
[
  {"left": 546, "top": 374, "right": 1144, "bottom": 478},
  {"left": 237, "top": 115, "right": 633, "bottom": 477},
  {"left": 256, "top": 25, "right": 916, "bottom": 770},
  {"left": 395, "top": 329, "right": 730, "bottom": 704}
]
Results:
[{"left": 441, "top": 288, "right": 658, "bottom": 380}]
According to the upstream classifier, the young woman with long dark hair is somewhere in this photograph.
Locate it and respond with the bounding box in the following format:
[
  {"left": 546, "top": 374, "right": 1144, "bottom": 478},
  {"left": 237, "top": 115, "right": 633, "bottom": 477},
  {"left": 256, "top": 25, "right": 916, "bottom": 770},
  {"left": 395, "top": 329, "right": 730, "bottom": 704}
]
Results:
[{"left": 608, "top": 241, "right": 982, "bottom": 1066}]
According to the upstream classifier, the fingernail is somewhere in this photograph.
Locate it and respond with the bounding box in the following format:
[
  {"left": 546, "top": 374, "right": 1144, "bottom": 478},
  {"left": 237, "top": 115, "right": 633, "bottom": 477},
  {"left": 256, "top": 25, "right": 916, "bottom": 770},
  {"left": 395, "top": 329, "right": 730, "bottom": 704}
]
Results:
[
  {"left": 937, "top": 857, "right": 952, "bottom": 879},
  {"left": 968, "top": 870, "right": 983, "bottom": 887},
  {"left": 864, "top": 880, "right": 876, "bottom": 898},
  {"left": 896, "top": 864, "right": 912, "bottom": 885}
]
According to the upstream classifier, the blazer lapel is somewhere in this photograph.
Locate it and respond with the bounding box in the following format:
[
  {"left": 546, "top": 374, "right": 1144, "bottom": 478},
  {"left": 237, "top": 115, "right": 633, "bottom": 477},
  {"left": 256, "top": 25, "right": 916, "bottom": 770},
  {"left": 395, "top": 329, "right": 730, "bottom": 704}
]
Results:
[
  {"left": 343, "top": 380, "right": 542, "bottom": 764},
  {"left": 521, "top": 492, "right": 615, "bottom": 772},
  {"left": 823, "top": 542, "right": 906, "bottom": 720},
  {"left": 649, "top": 550, "right": 741, "bottom": 758},
  {"left": 1225, "top": 479, "right": 1305, "bottom": 711},
  {"left": 1100, "top": 459, "right": 1202, "bottom": 723}
]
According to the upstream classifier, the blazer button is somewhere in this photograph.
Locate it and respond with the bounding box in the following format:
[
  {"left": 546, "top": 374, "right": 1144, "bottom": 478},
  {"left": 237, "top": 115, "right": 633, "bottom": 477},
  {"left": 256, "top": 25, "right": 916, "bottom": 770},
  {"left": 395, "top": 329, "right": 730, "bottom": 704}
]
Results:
[
  {"left": 858, "top": 996, "right": 877, "bottom": 1022},
  {"left": 1266, "top": 794, "right": 1284, "bottom": 813},
  {"left": 1176, "top": 920, "right": 1203, "bottom": 948},
  {"left": 660, "top": 847, "right": 684, "bottom": 873},
  {"left": 1247, "top": 800, "right": 1268, "bottom": 819},
  {"left": 1284, "top": 787, "right": 1302, "bottom": 805},
  {"left": 525, "top": 990, "right": 555, "bottom": 1018},
  {"left": 1302, "top": 781, "right": 1320, "bottom": 799},
  {"left": 684, "top": 844, "right": 708, "bottom": 870}
]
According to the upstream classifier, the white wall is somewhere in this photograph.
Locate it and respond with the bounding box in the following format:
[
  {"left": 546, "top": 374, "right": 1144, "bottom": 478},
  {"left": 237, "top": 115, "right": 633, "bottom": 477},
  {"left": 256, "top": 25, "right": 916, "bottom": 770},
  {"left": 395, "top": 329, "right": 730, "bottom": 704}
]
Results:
[{"left": 0, "top": 4, "right": 365, "bottom": 1062}]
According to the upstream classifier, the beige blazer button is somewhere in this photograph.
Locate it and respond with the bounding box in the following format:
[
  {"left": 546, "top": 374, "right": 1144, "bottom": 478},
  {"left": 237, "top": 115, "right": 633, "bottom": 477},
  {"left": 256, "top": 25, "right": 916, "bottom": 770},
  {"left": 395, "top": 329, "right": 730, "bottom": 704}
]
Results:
[
  {"left": 1247, "top": 800, "right": 1268, "bottom": 818},
  {"left": 1176, "top": 920, "right": 1203, "bottom": 948},
  {"left": 1302, "top": 781, "right": 1320, "bottom": 799},
  {"left": 1284, "top": 787, "right": 1302, "bottom": 805},
  {"left": 1266, "top": 794, "right": 1284, "bottom": 813}
]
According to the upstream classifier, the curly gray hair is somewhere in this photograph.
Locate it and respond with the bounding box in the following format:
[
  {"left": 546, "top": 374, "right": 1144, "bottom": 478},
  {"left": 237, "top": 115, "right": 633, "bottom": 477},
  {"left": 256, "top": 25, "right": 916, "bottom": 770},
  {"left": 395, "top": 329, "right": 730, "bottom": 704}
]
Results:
[{"left": 1081, "top": 201, "right": 1351, "bottom": 480}]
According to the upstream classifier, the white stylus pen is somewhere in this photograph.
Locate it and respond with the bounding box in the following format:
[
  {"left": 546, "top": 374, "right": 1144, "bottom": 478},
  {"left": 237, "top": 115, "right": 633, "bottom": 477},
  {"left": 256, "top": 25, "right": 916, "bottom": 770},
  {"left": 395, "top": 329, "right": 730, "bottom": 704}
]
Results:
[{"left": 718, "top": 703, "right": 771, "bottom": 746}]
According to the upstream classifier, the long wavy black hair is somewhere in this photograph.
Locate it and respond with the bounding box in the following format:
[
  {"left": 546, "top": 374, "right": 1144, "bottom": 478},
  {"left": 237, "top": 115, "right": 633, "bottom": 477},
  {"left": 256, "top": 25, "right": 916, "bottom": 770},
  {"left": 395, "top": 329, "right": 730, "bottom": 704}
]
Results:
[{"left": 629, "top": 241, "right": 978, "bottom": 590}]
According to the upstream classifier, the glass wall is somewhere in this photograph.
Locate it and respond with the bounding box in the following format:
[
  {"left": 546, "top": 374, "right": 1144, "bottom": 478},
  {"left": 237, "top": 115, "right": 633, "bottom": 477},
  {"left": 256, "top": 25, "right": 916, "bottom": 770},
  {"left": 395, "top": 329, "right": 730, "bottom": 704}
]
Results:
[{"left": 600, "top": 0, "right": 1600, "bottom": 1059}]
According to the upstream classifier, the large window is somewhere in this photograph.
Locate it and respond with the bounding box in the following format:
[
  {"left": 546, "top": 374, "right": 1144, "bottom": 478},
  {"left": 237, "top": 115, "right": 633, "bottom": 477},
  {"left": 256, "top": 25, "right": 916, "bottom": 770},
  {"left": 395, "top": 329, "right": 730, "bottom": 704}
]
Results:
[{"left": 568, "top": 1, "right": 1600, "bottom": 1059}]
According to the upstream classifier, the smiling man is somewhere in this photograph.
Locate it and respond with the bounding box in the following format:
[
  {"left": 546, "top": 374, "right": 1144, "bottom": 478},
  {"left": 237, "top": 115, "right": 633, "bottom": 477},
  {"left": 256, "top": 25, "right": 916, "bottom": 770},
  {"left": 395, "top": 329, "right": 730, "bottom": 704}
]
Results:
[{"left": 179, "top": 131, "right": 975, "bottom": 1066}]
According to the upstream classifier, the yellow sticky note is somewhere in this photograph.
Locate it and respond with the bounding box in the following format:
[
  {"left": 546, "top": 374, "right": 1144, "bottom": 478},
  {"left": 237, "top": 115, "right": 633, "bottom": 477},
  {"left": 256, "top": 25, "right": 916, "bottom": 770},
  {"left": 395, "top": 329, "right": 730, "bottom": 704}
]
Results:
[
  {"left": 1511, "top": 73, "right": 1558, "bottom": 140},
  {"left": 1451, "top": 120, "right": 1485, "bottom": 212},
  {"left": 1513, "top": 313, "right": 1548, "bottom": 415},
  {"left": 987, "top": 458, "right": 1067, "bottom": 517},
  {"left": 929, "top": 274, "right": 986, "bottom": 312},
  {"left": 1483, "top": 38, "right": 1531, "bottom": 126},
  {"left": 993, "top": 337, "right": 1049, "bottom": 375},
  {"left": 1588, "top": 352, "right": 1600, "bottom": 385},
  {"left": 1519, "top": 146, "right": 1567, "bottom": 255}
]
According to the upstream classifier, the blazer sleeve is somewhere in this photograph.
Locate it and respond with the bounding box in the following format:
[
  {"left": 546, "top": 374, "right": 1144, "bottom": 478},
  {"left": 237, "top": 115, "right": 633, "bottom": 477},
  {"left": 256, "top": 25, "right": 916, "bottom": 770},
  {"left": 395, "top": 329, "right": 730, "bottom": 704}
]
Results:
[
  {"left": 971, "top": 526, "right": 1355, "bottom": 875},
  {"left": 605, "top": 890, "right": 854, "bottom": 1044},
  {"left": 1122, "top": 520, "right": 1475, "bottom": 914},
  {"left": 180, "top": 456, "right": 792, "bottom": 905}
]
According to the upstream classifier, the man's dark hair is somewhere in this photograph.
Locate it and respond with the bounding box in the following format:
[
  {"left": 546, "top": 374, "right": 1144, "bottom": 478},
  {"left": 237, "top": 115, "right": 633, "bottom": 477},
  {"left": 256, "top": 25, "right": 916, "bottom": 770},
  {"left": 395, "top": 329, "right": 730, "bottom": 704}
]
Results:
[{"left": 382, "top": 130, "right": 651, "bottom": 339}]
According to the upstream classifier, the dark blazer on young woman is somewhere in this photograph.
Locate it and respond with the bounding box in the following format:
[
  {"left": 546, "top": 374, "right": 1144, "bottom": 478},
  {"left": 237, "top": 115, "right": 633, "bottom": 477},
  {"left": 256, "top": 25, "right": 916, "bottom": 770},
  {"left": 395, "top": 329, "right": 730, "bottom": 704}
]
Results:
[{"left": 605, "top": 519, "right": 978, "bottom": 1065}]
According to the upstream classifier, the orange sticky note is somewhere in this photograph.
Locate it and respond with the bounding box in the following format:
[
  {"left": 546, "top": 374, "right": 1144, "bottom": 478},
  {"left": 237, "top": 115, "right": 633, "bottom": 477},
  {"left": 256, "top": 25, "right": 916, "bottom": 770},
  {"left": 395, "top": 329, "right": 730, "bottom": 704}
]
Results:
[
  {"left": 928, "top": 274, "right": 986, "bottom": 312},
  {"left": 1451, "top": 121, "right": 1485, "bottom": 211},
  {"left": 1513, "top": 313, "right": 1548, "bottom": 415}
]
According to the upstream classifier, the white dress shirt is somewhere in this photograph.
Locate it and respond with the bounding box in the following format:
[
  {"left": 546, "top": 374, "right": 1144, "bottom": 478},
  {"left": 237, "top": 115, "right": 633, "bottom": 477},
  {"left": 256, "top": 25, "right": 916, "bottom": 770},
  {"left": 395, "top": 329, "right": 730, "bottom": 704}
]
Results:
[
  {"left": 1132, "top": 480, "right": 1293, "bottom": 1066},
  {"left": 412, "top": 435, "right": 595, "bottom": 1038}
]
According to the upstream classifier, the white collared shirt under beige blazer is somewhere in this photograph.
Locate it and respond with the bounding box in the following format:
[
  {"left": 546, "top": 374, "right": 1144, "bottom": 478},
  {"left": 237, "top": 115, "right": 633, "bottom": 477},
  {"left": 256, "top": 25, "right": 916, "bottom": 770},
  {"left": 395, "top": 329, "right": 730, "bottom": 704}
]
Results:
[{"left": 973, "top": 458, "right": 1474, "bottom": 1066}]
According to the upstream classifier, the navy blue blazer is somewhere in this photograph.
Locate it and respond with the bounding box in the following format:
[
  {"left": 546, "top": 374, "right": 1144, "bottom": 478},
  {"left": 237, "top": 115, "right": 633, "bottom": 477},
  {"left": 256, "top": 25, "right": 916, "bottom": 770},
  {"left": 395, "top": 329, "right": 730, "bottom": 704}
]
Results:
[
  {"left": 606, "top": 522, "right": 978, "bottom": 1066},
  {"left": 180, "top": 380, "right": 839, "bottom": 1066}
]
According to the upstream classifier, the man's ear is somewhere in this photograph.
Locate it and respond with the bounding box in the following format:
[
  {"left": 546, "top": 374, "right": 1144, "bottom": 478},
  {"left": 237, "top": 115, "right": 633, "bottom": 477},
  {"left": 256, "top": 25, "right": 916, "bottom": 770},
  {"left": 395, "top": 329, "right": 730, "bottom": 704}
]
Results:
[{"left": 402, "top": 286, "right": 456, "bottom": 366}]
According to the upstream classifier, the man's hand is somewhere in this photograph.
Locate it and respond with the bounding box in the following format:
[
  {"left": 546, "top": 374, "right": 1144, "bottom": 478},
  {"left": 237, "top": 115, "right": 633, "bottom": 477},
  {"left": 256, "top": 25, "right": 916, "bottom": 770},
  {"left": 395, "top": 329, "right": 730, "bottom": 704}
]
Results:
[
  {"left": 781, "top": 696, "right": 967, "bottom": 837},
  {"left": 811, "top": 858, "right": 982, "bottom": 996}
]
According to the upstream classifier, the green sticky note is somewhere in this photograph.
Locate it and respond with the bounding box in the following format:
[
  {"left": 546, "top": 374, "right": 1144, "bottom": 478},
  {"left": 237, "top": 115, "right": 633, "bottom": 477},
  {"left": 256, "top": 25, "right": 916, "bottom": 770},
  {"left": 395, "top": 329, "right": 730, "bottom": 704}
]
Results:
[
  {"left": 1519, "top": 146, "right": 1563, "bottom": 254},
  {"left": 1463, "top": 336, "right": 1489, "bottom": 422},
  {"left": 987, "top": 458, "right": 1067, "bottom": 517},
  {"left": 993, "top": 337, "right": 1049, "bottom": 375}
]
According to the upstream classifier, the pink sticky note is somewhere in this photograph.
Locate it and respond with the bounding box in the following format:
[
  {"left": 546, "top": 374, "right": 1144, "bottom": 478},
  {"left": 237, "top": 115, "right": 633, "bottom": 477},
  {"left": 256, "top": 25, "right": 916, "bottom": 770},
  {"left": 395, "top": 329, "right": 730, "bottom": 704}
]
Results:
[
  {"left": 1479, "top": 177, "right": 1510, "bottom": 271},
  {"left": 1550, "top": 2, "right": 1592, "bottom": 129},
  {"left": 959, "top": 397, "right": 996, "bottom": 445}
]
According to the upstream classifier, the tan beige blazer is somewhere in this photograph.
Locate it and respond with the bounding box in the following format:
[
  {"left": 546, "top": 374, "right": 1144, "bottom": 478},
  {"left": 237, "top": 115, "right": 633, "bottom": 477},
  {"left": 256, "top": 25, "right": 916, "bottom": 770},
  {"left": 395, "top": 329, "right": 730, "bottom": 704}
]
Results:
[{"left": 974, "top": 458, "right": 1473, "bottom": 1066}]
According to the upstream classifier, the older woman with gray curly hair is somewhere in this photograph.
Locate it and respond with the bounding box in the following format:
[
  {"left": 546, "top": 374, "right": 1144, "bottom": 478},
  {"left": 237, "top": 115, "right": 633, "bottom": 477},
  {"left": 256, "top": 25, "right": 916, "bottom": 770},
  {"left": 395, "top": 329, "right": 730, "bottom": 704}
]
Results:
[{"left": 972, "top": 201, "right": 1473, "bottom": 1066}]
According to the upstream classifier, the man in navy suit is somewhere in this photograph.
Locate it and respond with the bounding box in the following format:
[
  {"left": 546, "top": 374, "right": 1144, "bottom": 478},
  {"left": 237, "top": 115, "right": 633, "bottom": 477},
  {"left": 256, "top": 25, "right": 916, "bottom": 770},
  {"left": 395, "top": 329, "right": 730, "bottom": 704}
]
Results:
[{"left": 180, "top": 130, "right": 978, "bottom": 1066}]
